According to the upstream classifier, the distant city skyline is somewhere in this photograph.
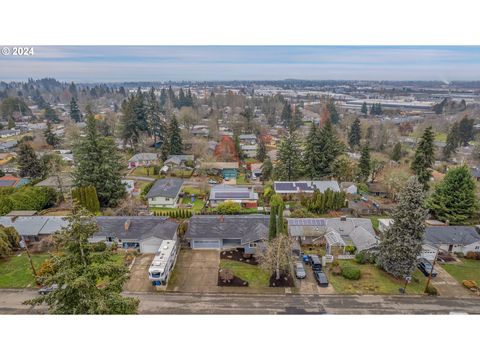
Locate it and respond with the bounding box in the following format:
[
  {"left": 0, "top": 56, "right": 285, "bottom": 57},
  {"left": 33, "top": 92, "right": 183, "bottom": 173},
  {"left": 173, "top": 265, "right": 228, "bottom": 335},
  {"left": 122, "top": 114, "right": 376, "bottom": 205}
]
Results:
[{"left": 1, "top": 46, "right": 480, "bottom": 83}]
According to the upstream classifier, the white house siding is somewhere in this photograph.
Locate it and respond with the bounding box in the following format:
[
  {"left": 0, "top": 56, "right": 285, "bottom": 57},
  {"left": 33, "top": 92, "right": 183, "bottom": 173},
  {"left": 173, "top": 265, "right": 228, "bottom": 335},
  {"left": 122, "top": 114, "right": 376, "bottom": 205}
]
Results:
[
  {"left": 148, "top": 195, "right": 178, "bottom": 208},
  {"left": 462, "top": 241, "right": 480, "bottom": 254}
]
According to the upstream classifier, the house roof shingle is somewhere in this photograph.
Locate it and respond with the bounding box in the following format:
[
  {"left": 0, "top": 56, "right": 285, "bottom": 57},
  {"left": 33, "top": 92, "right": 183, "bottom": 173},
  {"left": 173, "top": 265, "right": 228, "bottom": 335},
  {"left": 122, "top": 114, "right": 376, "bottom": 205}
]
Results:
[
  {"left": 425, "top": 226, "right": 480, "bottom": 247},
  {"left": 186, "top": 215, "right": 269, "bottom": 244},
  {"left": 146, "top": 178, "right": 184, "bottom": 199}
]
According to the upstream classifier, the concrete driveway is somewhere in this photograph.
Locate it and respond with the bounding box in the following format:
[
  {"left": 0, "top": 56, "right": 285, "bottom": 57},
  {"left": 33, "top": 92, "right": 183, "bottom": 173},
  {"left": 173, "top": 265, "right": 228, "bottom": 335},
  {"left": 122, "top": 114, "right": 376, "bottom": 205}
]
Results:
[
  {"left": 168, "top": 249, "right": 220, "bottom": 292},
  {"left": 431, "top": 264, "right": 473, "bottom": 298},
  {"left": 296, "top": 263, "right": 336, "bottom": 295},
  {"left": 124, "top": 254, "right": 155, "bottom": 292}
]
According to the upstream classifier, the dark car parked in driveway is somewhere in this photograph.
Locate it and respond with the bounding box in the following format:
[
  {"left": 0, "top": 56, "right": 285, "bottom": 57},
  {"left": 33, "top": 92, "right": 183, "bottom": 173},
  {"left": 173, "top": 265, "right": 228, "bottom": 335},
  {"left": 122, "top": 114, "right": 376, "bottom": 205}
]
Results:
[
  {"left": 417, "top": 258, "right": 437, "bottom": 277},
  {"left": 314, "top": 270, "right": 329, "bottom": 287},
  {"left": 310, "top": 255, "right": 322, "bottom": 271}
]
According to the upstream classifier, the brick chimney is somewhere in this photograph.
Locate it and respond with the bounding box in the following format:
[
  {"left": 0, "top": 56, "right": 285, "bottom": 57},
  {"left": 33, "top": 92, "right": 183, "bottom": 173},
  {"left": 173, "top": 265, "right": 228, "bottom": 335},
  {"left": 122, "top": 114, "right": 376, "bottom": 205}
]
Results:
[{"left": 124, "top": 219, "right": 131, "bottom": 232}]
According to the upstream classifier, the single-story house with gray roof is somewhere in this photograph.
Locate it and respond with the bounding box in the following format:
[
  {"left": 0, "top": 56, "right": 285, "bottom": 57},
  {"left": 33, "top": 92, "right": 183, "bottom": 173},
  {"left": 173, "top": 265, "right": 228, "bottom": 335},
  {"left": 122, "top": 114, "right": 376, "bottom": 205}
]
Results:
[
  {"left": 90, "top": 216, "right": 179, "bottom": 253},
  {"left": 424, "top": 226, "right": 480, "bottom": 255},
  {"left": 128, "top": 152, "right": 160, "bottom": 169},
  {"left": 185, "top": 215, "right": 269, "bottom": 254},
  {"left": 0, "top": 216, "right": 68, "bottom": 244},
  {"left": 146, "top": 178, "right": 184, "bottom": 208},
  {"left": 209, "top": 184, "right": 258, "bottom": 208}
]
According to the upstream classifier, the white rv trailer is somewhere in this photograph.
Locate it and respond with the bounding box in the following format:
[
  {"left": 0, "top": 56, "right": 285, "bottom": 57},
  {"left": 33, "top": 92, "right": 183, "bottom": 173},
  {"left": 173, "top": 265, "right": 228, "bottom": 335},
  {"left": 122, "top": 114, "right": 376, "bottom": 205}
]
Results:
[{"left": 148, "top": 239, "right": 179, "bottom": 286}]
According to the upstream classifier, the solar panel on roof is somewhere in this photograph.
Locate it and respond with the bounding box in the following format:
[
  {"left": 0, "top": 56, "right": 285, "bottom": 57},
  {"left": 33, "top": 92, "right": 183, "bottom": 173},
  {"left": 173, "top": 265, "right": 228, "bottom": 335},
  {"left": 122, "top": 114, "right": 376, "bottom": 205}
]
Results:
[
  {"left": 275, "top": 182, "right": 296, "bottom": 191},
  {"left": 296, "top": 182, "right": 313, "bottom": 190},
  {"left": 215, "top": 192, "right": 251, "bottom": 199}
]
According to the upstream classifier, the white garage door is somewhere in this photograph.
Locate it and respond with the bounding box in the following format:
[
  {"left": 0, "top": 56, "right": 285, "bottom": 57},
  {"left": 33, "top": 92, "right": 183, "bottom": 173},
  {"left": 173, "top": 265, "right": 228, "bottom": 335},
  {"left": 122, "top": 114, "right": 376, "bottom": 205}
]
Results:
[{"left": 192, "top": 240, "right": 221, "bottom": 249}]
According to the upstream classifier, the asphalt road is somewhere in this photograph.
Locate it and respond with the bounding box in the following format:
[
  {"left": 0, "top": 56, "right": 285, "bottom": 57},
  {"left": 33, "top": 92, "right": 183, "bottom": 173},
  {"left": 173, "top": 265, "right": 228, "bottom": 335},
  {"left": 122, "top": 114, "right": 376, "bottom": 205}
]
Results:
[{"left": 1, "top": 289, "right": 480, "bottom": 314}]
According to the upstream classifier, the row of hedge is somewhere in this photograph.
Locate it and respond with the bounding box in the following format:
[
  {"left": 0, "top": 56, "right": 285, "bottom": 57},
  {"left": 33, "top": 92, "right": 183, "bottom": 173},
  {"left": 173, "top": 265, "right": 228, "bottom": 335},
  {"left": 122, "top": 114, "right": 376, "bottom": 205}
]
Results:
[{"left": 0, "top": 186, "right": 57, "bottom": 215}]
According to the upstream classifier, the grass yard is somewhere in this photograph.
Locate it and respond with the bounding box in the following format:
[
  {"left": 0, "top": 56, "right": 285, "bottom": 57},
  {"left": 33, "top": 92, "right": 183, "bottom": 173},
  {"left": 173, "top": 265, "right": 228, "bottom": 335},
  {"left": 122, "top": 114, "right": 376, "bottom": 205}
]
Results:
[
  {"left": 131, "top": 166, "right": 160, "bottom": 177},
  {"left": 0, "top": 253, "right": 49, "bottom": 288},
  {"left": 181, "top": 197, "right": 205, "bottom": 212},
  {"left": 442, "top": 259, "right": 480, "bottom": 285},
  {"left": 236, "top": 173, "right": 249, "bottom": 185},
  {"left": 182, "top": 186, "right": 206, "bottom": 196},
  {"left": 328, "top": 260, "right": 427, "bottom": 295},
  {"left": 220, "top": 259, "right": 270, "bottom": 289},
  {"left": 367, "top": 216, "right": 381, "bottom": 232}
]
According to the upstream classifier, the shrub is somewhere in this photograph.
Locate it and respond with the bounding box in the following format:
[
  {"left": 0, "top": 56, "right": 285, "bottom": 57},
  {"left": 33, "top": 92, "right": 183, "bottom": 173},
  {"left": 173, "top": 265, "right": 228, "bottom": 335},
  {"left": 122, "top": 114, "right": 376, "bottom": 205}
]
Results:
[
  {"left": 331, "top": 259, "right": 340, "bottom": 267},
  {"left": 454, "top": 252, "right": 464, "bottom": 258},
  {"left": 465, "top": 252, "right": 478, "bottom": 260},
  {"left": 345, "top": 245, "right": 356, "bottom": 254},
  {"left": 219, "top": 268, "right": 234, "bottom": 283},
  {"left": 37, "top": 259, "right": 56, "bottom": 277},
  {"left": 92, "top": 242, "right": 107, "bottom": 252},
  {"left": 341, "top": 266, "right": 361, "bottom": 280},
  {"left": 355, "top": 252, "right": 366, "bottom": 264},
  {"left": 463, "top": 280, "right": 478, "bottom": 289},
  {"left": 426, "top": 284, "right": 438, "bottom": 296},
  {"left": 331, "top": 265, "right": 342, "bottom": 276},
  {"left": 216, "top": 201, "right": 243, "bottom": 215},
  {"left": 141, "top": 182, "right": 154, "bottom": 200}
]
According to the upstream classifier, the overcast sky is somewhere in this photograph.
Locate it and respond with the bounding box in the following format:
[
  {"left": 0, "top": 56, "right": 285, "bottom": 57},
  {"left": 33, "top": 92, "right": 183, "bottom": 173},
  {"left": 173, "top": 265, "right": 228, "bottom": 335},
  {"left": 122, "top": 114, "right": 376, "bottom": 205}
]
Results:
[{"left": 1, "top": 46, "right": 480, "bottom": 83}]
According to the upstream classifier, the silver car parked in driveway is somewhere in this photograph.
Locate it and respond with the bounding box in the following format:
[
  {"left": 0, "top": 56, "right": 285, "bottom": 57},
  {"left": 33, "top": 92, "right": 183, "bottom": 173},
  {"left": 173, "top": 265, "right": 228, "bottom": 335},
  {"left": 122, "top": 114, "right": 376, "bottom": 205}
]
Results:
[{"left": 295, "top": 261, "right": 306, "bottom": 279}]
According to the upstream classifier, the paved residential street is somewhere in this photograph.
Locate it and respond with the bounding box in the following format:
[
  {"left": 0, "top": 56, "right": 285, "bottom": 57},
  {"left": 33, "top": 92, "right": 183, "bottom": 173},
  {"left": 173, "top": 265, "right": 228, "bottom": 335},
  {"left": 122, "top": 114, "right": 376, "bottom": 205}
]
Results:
[{"left": 2, "top": 289, "right": 480, "bottom": 314}]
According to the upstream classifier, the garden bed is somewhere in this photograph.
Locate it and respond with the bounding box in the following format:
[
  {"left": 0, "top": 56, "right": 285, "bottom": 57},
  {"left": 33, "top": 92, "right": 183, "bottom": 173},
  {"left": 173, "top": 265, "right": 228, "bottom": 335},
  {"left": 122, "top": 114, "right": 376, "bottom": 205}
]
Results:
[
  {"left": 217, "top": 271, "right": 249, "bottom": 287},
  {"left": 220, "top": 249, "right": 258, "bottom": 265},
  {"left": 269, "top": 272, "right": 294, "bottom": 287}
]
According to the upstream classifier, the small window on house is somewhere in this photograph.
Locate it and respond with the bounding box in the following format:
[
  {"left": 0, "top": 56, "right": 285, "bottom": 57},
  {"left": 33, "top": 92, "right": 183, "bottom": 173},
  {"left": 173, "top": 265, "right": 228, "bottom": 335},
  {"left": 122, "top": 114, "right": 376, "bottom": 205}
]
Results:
[
  {"left": 249, "top": 243, "right": 257, "bottom": 248},
  {"left": 165, "top": 198, "right": 170, "bottom": 201},
  {"left": 476, "top": 246, "right": 480, "bottom": 250}
]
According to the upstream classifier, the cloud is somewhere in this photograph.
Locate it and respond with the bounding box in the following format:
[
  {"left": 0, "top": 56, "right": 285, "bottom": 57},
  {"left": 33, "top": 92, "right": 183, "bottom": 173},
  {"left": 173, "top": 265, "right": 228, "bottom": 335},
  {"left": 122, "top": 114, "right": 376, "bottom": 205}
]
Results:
[{"left": 1, "top": 46, "right": 480, "bottom": 81}]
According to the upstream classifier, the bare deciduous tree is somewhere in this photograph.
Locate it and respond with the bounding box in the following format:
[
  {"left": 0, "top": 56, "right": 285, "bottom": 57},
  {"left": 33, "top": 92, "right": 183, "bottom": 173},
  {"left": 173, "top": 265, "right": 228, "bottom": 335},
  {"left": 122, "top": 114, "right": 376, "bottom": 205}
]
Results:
[{"left": 257, "top": 234, "right": 294, "bottom": 280}]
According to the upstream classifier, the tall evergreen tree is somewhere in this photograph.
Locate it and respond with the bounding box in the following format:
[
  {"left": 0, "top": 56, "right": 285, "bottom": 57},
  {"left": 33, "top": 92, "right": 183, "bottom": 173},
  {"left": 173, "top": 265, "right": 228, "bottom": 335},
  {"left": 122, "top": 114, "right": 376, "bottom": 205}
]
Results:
[
  {"left": 378, "top": 176, "right": 427, "bottom": 278},
  {"left": 69, "top": 97, "right": 82, "bottom": 122},
  {"left": 257, "top": 137, "right": 267, "bottom": 162},
  {"left": 428, "top": 165, "right": 478, "bottom": 224},
  {"left": 17, "top": 141, "right": 43, "bottom": 179},
  {"left": 73, "top": 114, "right": 125, "bottom": 207},
  {"left": 391, "top": 142, "right": 403, "bottom": 162},
  {"left": 261, "top": 158, "right": 273, "bottom": 182},
  {"left": 44, "top": 103, "right": 59, "bottom": 123},
  {"left": 326, "top": 98, "right": 339, "bottom": 124},
  {"left": 348, "top": 118, "right": 361, "bottom": 149},
  {"left": 119, "top": 96, "right": 140, "bottom": 150},
  {"left": 359, "top": 145, "right": 371, "bottom": 182},
  {"left": 281, "top": 102, "right": 292, "bottom": 129},
  {"left": 457, "top": 116, "right": 475, "bottom": 146},
  {"left": 443, "top": 122, "right": 460, "bottom": 159},
  {"left": 293, "top": 106, "right": 303, "bottom": 129},
  {"left": 25, "top": 207, "right": 139, "bottom": 314},
  {"left": 274, "top": 131, "right": 302, "bottom": 181},
  {"left": 268, "top": 205, "right": 277, "bottom": 240},
  {"left": 146, "top": 87, "right": 165, "bottom": 145},
  {"left": 361, "top": 102, "right": 368, "bottom": 116},
  {"left": 168, "top": 115, "right": 183, "bottom": 155},
  {"left": 44, "top": 121, "right": 60, "bottom": 148},
  {"left": 315, "top": 121, "right": 344, "bottom": 178},
  {"left": 411, "top": 126, "right": 435, "bottom": 189},
  {"left": 303, "top": 123, "right": 321, "bottom": 179}
]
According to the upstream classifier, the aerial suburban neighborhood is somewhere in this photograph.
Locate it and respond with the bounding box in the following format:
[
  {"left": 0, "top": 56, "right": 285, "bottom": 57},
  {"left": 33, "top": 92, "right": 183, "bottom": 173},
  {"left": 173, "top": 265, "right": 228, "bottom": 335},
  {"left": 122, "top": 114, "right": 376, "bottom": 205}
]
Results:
[{"left": 1, "top": 47, "right": 480, "bottom": 319}]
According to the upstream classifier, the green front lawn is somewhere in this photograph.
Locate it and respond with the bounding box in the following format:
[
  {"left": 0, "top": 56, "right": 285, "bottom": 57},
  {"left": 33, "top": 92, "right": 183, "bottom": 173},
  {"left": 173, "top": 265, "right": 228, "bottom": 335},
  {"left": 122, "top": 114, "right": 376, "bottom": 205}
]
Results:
[
  {"left": 181, "top": 197, "right": 205, "bottom": 212},
  {"left": 0, "top": 253, "right": 49, "bottom": 288},
  {"left": 220, "top": 259, "right": 270, "bottom": 289},
  {"left": 442, "top": 259, "right": 480, "bottom": 285},
  {"left": 328, "top": 260, "right": 427, "bottom": 295},
  {"left": 131, "top": 166, "right": 160, "bottom": 177},
  {"left": 236, "top": 173, "right": 249, "bottom": 185}
]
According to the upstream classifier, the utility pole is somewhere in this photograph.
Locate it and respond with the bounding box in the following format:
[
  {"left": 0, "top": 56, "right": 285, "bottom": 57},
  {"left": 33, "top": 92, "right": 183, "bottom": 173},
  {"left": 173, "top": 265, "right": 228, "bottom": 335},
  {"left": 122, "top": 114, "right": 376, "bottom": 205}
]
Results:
[{"left": 424, "top": 247, "right": 439, "bottom": 293}]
